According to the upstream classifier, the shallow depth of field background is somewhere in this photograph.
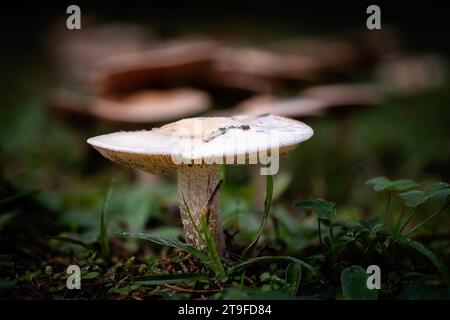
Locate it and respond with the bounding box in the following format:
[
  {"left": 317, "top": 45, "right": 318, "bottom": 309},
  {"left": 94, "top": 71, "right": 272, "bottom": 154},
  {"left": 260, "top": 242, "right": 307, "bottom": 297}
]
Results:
[{"left": 0, "top": 2, "right": 449, "bottom": 299}]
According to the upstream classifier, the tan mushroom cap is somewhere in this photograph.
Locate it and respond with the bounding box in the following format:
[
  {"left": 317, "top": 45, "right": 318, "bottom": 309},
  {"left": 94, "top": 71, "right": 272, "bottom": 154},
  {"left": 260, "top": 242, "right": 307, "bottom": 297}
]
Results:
[
  {"left": 232, "top": 95, "right": 326, "bottom": 118},
  {"left": 49, "top": 88, "right": 210, "bottom": 125},
  {"left": 91, "top": 40, "right": 217, "bottom": 94},
  {"left": 87, "top": 114, "right": 314, "bottom": 174},
  {"left": 90, "top": 88, "right": 210, "bottom": 123},
  {"left": 212, "top": 38, "right": 359, "bottom": 85},
  {"left": 300, "top": 83, "right": 382, "bottom": 108}
]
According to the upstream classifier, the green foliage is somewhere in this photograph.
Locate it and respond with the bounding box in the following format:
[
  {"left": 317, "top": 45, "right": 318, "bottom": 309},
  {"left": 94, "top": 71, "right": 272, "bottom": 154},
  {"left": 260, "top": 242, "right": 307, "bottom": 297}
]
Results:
[
  {"left": 399, "top": 191, "right": 427, "bottom": 208},
  {"left": 135, "top": 273, "right": 209, "bottom": 286},
  {"left": 0, "top": 212, "right": 17, "bottom": 231},
  {"left": 45, "top": 235, "right": 93, "bottom": 250},
  {"left": 46, "top": 180, "right": 115, "bottom": 261},
  {"left": 366, "top": 177, "right": 419, "bottom": 192},
  {"left": 285, "top": 263, "right": 302, "bottom": 295},
  {"left": 116, "top": 232, "right": 210, "bottom": 262},
  {"left": 400, "top": 182, "right": 450, "bottom": 208},
  {"left": 341, "top": 266, "right": 377, "bottom": 300},
  {"left": 200, "top": 215, "right": 226, "bottom": 277},
  {"left": 393, "top": 234, "right": 448, "bottom": 277},
  {"left": 399, "top": 275, "right": 450, "bottom": 300},
  {"left": 4, "top": 171, "right": 449, "bottom": 300},
  {"left": 425, "top": 182, "right": 450, "bottom": 200},
  {"left": 242, "top": 174, "right": 273, "bottom": 258},
  {"left": 296, "top": 199, "right": 336, "bottom": 220},
  {"left": 397, "top": 182, "right": 450, "bottom": 235},
  {"left": 98, "top": 180, "right": 114, "bottom": 261}
]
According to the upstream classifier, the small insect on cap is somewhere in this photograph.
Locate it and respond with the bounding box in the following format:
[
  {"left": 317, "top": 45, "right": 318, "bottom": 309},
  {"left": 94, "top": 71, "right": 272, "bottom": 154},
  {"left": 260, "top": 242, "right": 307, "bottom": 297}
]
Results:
[{"left": 87, "top": 114, "right": 314, "bottom": 174}]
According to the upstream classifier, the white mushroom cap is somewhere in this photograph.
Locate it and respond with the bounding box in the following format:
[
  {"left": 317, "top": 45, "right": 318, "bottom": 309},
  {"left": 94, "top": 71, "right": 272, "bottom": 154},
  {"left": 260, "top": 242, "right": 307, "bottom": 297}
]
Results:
[{"left": 87, "top": 114, "right": 313, "bottom": 174}]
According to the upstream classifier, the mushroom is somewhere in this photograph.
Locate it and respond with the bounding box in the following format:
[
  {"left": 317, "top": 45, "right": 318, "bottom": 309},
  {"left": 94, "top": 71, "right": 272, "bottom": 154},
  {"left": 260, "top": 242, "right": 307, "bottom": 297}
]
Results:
[
  {"left": 267, "top": 37, "right": 360, "bottom": 78},
  {"left": 232, "top": 95, "right": 326, "bottom": 120},
  {"left": 300, "top": 83, "right": 382, "bottom": 115},
  {"left": 87, "top": 114, "right": 313, "bottom": 253},
  {"left": 90, "top": 39, "right": 217, "bottom": 95},
  {"left": 90, "top": 89, "right": 210, "bottom": 125},
  {"left": 223, "top": 83, "right": 381, "bottom": 120},
  {"left": 375, "top": 54, "right": 446, "bottom": 95},
  {"left": 49, "top": 87, "right": 211, "bottom": 128},
  {"left": 210, "top": 38, "right": 360, "bottom": 95}
]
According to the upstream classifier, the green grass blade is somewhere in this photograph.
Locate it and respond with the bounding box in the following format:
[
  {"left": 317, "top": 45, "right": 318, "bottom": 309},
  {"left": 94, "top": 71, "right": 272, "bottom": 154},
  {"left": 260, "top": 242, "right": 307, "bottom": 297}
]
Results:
[
  {"left": 242, "top": 174, "right": 273, "bottom": 258},
  {"left": 200, "top": 215, "right": 225, "bottom": 277},
  {"left": 98, "top": 180, "right": 114, "bottom": 260},
  {"left": 229, "top": 256, "right": 299, "bottom": 273},
  {"left": 0, "top": 212, "right": 17, "bottom": 231},
  {"left": 286, "top": 262, "right": 302, "bottom": 296},
  {"left": 229, "top": 255, "right": 329, "bottom": 286},
  {"left": 135, "top": 273, "right": 209, "bottom": 286},
  {"left": 393, "top": 234, "right": 448, "bottom": 277},
  {"left": 116, "top": 232, "right": 210, "bottom": 262},
  {"left": 0, "top": 189, "right": 38, "bottom": 206},
  {"left": 181, "top": 193, "right": 204, "bottom": 246},
  {"left": 46, "top": 236, "right": 93, "bottom": 250},
  {"left": 406, "top": 201, "right": 450, "bottom": 236}
]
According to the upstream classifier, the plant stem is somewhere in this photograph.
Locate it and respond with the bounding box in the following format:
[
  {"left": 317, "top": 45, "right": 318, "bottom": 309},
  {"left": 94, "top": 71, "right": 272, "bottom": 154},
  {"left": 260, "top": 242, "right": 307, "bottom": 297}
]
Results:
[
  {"left": 241, "top": 174, "right": 273, "bottom": 258},
  {"left": 394, "top": 207, "right": 406, "bottom": 233},
  {"left": 398, "top": 207, "right": 418, "bottom": 234},
  {"left": 318, "top": 219, "right": 323, "bottom": 245},
  {"left": 384, "top": 192, "right": 392, "bottom": 228},
  {"left": 271, "top": 215, "right": 282, "bottom": 245},
  {"left": 406, "top": 201, "right": 450, "bottom": 236}
]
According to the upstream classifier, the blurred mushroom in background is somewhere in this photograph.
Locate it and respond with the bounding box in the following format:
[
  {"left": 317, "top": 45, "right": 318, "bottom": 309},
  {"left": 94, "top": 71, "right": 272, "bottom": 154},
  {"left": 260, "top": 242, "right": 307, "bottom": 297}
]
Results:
[
  {"left": 267, "top": 37, "right": 360, "bottom": 79},
  {"left": 50, "top": 88, "right": 210, "bottom": 128},
  {"left": 300, "top": 83, "right": 382, "bottom": 115},
  {"left": 211, "top": 37, "right": 361, "bottom": 96},
  {"left": 91, "top": 39, "right": 218, "bottom": 95},
  {"left": 49, "top": 39, "right": 217, "bottom": 129},
  {"left": 232, "top": 95, "right": 326, "bottom": 120},
  {"left": 211, "top": 47, "right": 287, "bottom": 94},
  {"left": 376, "top": 54, "right": 446, "bottom": 95},
  {"left": 301, "top": 83, "right": 383, "bottom": 157}
]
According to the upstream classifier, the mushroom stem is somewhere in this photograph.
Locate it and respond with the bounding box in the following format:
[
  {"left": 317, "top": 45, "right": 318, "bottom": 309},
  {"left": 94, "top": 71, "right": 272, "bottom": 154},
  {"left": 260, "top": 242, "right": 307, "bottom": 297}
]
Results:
[{"left": 177, "top": 165, "right": 225, "bottom": 253}]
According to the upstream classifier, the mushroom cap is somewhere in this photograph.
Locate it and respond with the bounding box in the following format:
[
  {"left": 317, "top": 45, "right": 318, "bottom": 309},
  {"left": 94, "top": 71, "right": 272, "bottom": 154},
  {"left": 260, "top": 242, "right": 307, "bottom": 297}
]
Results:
[
  {"left": 48, "top": 88, "right": 210, "bottom": 126},
  {"left": 91, "top": 39, "right": 217, "bottom": 95},
  {"left": 91, "top": 88, "right": 210, "bottom": 123},
  {"left": 87, "top": 114, "right": 313, "bottom": 174},
  {"left": 300, "top": 83, "right": 382, "bottom": 108},
  {"left": 233, "top": 95, "right": 326, "bottom": 119}
]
